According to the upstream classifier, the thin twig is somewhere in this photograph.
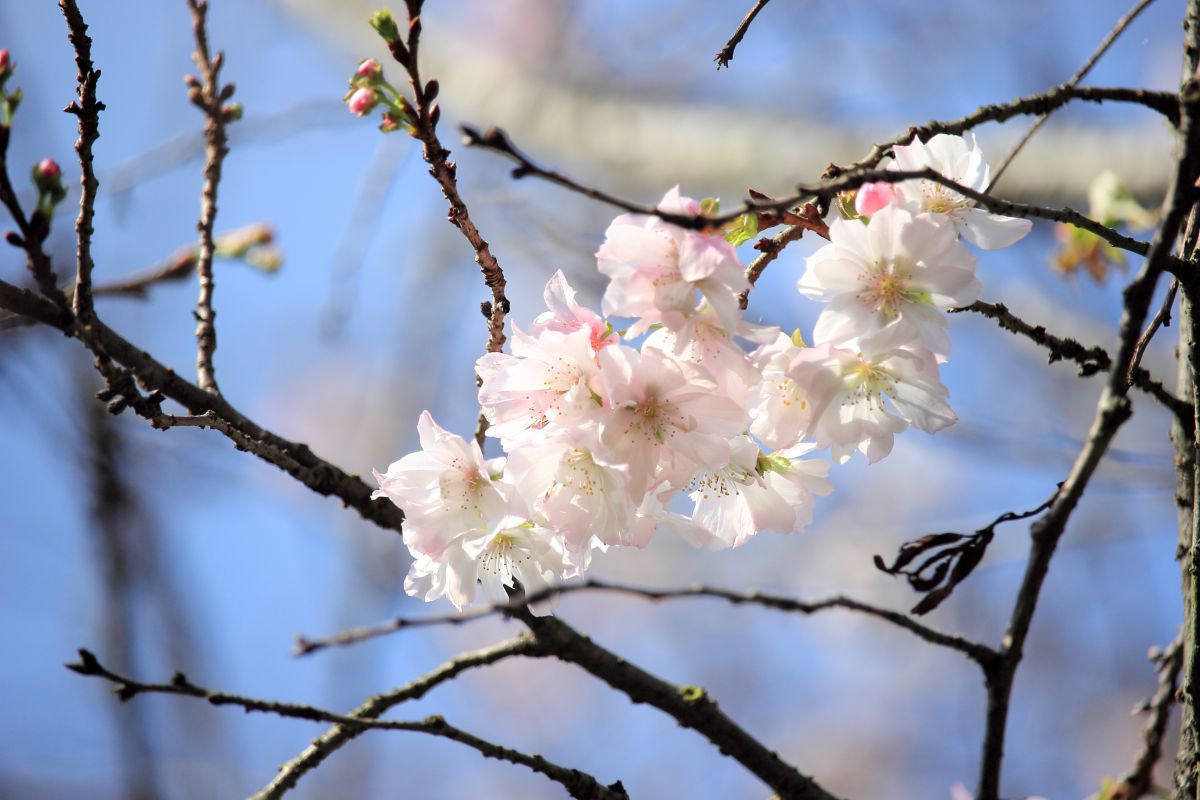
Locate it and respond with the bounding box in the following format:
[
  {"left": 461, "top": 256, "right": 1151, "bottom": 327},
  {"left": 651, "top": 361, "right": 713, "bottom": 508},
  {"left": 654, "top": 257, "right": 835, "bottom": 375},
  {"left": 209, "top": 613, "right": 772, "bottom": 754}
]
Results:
[
  {"left": 463, "top": 125, "right": 1175, "bottom": 270},
  {"left": 0, "top": 129, "right": 71, "bottom": 313},
  {"left": 952, "top": 299, "right": 1191, "bottom": 423},
  {"left": 295, "top": 578, "right": 999, "bottom": 667},
  {"left": 185, "top": 0, "right": 234, "bottom": 394},
  {"left": 386, "top": 2, "right": 510, "bottom": 445},
  {"left": 989, "top": 0, "right": 1159, "bottom": 190},
  {"left": 1128, "top": 278, "right": 1179, "bottom": 384},
  {"left": 738, "top": 223, "right": 807, "bottom": 310},
  {"left": 59, "top": 0, "right": 103, "bottom": 321},
  {"left": 254, "top": 634, "right": 545, "bottom": 798},
  {"left": 1110, "top": 633, "right": 1184, "bottom": 800},
  {"left": 715, "top": 0, "right": 772, "bottom": 69},
  {"left": 66, "top": 645, "right": 626, "bottom": 800}
]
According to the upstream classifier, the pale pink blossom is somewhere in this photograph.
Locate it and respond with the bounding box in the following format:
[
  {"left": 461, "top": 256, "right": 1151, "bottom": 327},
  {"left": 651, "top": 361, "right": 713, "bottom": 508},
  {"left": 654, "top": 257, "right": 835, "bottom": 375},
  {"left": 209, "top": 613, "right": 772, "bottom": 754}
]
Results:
[
  {"left": 476, "top": 326, "right": 604, "bottom": 445},
  {"left": 790, "top": 341, "right": 956, "bottom": 463},
  {"left": 527, "top": 270, "right": 617, "bottom": 351},
  {"left": 643, "top": 305, "right": 774, "bottom": 401},
  {"left": 747, "top": 332, "right": 814, "bottom": 450},
  {"left": 595, "top": 345, "right": 745, "bottom": 496},
  {"left": 798, "top": 206, "right": 979, "bottom": 358},
  {"left": 854, "top": 181, "right": 896, "bottom": 217},
  {"left": 372, "top": 411, "right": 510, "bottom": 557},
  {"left": 890, "top": 133, "right": 1032, "bottom": 250},
  {"left": 404, "top": 516, "right": 567, "bottom": 613},
  {"left": 597, "top": 187, "right": 749, "bottom": 336},
  {"left": 504, "top": 435, "right": 637, "bottom": 555}
]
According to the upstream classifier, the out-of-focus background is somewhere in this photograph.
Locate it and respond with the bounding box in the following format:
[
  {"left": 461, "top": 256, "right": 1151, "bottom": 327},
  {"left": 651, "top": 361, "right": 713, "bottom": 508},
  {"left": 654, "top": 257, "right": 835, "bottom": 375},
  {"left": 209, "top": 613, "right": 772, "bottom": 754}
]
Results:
[{"left": 0, "top": 1, "right": 1186, "bottom": 798}]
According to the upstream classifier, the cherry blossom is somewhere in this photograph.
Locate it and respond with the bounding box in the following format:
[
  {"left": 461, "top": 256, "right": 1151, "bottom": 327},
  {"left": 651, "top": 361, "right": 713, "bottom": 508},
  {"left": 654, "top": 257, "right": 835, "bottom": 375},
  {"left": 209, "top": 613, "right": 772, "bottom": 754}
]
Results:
[
  {"left": 372, "top": 411, "right": 510, "bottom": 557},
  {"left": 798, "top": 206, "right": 979, "bottom": 358},
  {"left": 527, "top": 270, "right": 618, "bottom": 351},
  {"left": 890, "top": 133, "right": 1033, "bottom": 250},
  {"left": 596, "top": 186, "right": 748, "bottom": 336},
  {"left": 790, "top": 341, "right": 956, "bottom": 463}
]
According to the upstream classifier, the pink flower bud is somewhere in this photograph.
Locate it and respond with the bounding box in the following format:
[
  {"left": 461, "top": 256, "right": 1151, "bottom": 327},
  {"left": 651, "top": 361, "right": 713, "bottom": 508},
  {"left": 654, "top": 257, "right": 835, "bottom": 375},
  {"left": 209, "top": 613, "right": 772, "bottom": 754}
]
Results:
[
  {"left": 0, "top": 50, "right": 10, "bottom": 73},
  {"left": 356, "top": 59, "right": 381, "bottom": 79},
  {"left": 347, "top": 87, "right": 377, "bottom": 116},
  {"left": 854, "top": 182, "right": 896, "bottom": 218},
  {"left": 35, "top": 158, "right": 61, "bottom": 181}
]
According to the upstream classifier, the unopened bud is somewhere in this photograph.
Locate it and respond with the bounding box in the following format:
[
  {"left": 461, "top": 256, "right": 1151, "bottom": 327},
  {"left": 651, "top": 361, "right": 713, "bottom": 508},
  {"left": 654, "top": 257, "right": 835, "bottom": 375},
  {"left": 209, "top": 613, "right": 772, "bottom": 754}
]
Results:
[
  {"left": 0, "top": 49, "right": 10, "bottom": 76},
  {"left": 34, "top": 158, "right": 61, "bottom": 184},
  {"left": 356, "top": 58, "right": 382, "bottom": 80},
  {"left": 346, "top": 87, "right": 378, "bottom": 116},
  {"left": 423, "top": 79, "right": 438, "bottom": 101},
  {"left": 379, "top": 111, "right": 403, "bottom": 133},
  {"left": 222, "top": 102, "right": 243, "bottom": 122},
  {"left": 369, "top": 10, "right": 401, "bottom": 44},
  {"left": 854, "top": 182, "right": 896, "bottom": 218}
]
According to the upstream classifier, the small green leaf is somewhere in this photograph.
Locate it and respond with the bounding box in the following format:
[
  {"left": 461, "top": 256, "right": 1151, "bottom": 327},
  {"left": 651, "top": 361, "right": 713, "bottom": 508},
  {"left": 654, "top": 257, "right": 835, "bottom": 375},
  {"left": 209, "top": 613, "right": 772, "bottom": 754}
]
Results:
[
  {"left": 723, "top": 212, "right": 759, "bottom": 246},
  {"left": 699, "top": 197, "right": 720, "bottom": 216}
]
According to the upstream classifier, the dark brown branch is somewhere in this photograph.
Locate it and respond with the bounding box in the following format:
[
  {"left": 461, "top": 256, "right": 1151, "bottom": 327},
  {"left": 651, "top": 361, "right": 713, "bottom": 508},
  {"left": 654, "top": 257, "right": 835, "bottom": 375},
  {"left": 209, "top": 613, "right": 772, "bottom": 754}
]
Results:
[
  {"left": 989, "top": 0, "right": 1159, "bottom": 190},
  {"left": 255, "top": 634, "right": 544, "bottom": 798},
  {"left": 515, "top": 609, "right": 843, "bottom": 800},
  {"left": 1129, "top": 278, "right": 1178, "bottom": 384},
  {"left": 462, "top": 125, "right": 1172, "bottom": 270},
  {"left": 59, "top": 0, "right": 103, "bottom": 321},
  {"left": 67, "top": 645, "right": 624, "bottom": 800},
  {"left": 977, "top": 48, "right": 1200, "bottom": 800},
  {"left": 952, "top": 300, "right": 1192, "bottom": 423},
  {"left": 185, "top": 0, "right": 234, "bottom": 394},
  {"left": 714, "top": 0, "right": 772, "bottom": 69},
  {"left": 296, "top": 578, "right": 999, "bottom": 668},
  {"left": 387, "top": 2, "right": 509, "bottom": 444},
  {"left": 1110, "top": 634, "right": 1184, "bottom": 800}
]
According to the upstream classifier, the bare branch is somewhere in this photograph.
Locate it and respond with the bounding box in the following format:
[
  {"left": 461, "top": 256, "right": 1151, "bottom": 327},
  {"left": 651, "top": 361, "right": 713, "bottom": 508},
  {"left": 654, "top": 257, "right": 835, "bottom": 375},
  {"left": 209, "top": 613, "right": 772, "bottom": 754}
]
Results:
[
  {"left": 515, "top": 609, "right": 844, "bottom": 800},
  {"left": 989, "top": 0, "right": 1159, "bottom": 190},
  {"left": 59, "top": 0, "right": 104, "bottom": 321},
  {"left": 1110, "top": 634, "right": 1184, "bottom": 800},
  {"left": 185, "top": 0, "right": 236, "bottom": 394},
  {"left": 67, "top": 644, "right": 625, "bottom": 800},
  {"left": 1129, "top": 278, "right": 1179, "bottom": 383},
  {"left": 953, "top": 299, "right": 1191, "bottom": 423},
  {"left": 384, "top": 2, "right": 510, "bottom": 444},
  {"left": 255, "top": 634, "right": 544, "bottom": 798},
  {"left": 297, "top": 579, "right": 998, "bottom": 668},
  {"left": 714, "top": 0, "right": 773, "bottom": 69}
]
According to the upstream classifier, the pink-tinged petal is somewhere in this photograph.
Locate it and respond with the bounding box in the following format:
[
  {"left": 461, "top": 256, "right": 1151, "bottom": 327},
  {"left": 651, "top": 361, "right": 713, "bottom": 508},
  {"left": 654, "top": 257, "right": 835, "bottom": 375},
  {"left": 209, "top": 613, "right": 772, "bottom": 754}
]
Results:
[{"left": 855, "top": 182, "right": 897, "bottom": 217}]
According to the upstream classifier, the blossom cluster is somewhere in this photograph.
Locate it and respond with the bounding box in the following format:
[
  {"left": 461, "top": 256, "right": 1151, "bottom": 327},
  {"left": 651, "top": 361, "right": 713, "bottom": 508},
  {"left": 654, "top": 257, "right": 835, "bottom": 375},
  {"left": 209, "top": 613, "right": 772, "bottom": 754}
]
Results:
[{"left": 373, "top": 133, "right": 1032, "bottom": 611}]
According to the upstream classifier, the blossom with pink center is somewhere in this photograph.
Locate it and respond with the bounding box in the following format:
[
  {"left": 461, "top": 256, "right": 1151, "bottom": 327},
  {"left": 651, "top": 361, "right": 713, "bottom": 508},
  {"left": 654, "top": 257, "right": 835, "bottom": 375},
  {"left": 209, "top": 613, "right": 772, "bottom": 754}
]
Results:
[
  {"left": 476, "top": 326, "right": 604, "bottom": 445},
  {"left": 798, "top": 206, "right": 979, "bottom": 358},
  {"left": 688, "top": 437, "right": 833, "bottom": 549},
  {"left": 372, "top": 411, "right": 511, "bottom": 557},
  {"left": 595, "top": 345, "right": 745, "bottom": 497},
  {"left": 855, "top": 181, "right": 896, "bottom": 217},
  {"left": 790, "top": 341, "right": 956, "bottom": 463},
  {"left": 527, "top": 270, "right": 617, "bottom": 351},
  {"left": 890, "top": 133, "right": 1032, "bottom": 250},
  {"left": 597, "top": 186, "right": 749, "bottom": 337}
]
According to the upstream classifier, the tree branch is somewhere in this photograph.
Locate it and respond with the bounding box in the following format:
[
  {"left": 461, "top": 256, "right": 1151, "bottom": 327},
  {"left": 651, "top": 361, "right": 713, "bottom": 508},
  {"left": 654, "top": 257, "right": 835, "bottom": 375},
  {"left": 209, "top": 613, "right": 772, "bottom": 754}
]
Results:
[
  {"left": 714, "top": 0, "right": 772, "bottom": 69},
  {"left": 59, "top": 0, "right": 103, "bottom": 322},
  {"left": 952, "top": 299, "right": 1192, "bottom": 424},
  {"left": 185, "top": 0, "right": 235, "bottom": 394},
  {"left": 67, "top": 644, "right": 624, "bottom": 800},
  {"left": 989, "top": 0, "right": 1159, "bottom": 190},
  {"left": 386, "top": 1, "right": 510, "bottom": 444},
  {"left": 1110, "top": 633, "right": 1183, "bottom": 800},
  {"left": 514, "top": 609, "right": 844, "bottom": 800},
  {"left": 296, "top": 579, "right": 998, "bottom": 668},
  {"left": 254, "top": 634, "right": 543, "bottom": 798}
]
